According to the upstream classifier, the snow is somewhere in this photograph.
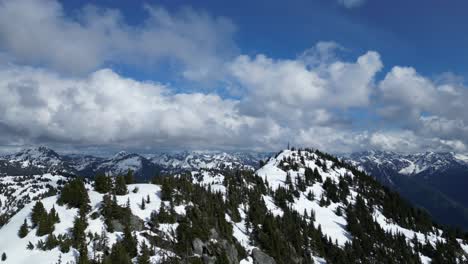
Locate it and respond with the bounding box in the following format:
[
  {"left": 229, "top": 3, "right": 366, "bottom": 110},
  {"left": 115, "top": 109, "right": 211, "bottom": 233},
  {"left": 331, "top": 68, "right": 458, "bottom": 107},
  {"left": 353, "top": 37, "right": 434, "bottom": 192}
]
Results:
[
  {"left": 0, "top": 180, "right": 167, "bottom": 264},
  {"left": 191, "top": 171, "right": 226, "bottom": 195},
  {"left": 293, "top": 193, "right": 350, "bottom": 246},
  {"left": 256, "top": 150, "right": 353, "bottom": 246},
  {"left": 0, "top": 196, "right": 78, "bottom": 264}
]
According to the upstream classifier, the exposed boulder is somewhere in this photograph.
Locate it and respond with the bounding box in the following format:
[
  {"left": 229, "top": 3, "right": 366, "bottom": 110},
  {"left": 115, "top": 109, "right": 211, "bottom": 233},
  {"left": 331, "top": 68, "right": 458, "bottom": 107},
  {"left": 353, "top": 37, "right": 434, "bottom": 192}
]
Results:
[{"left": 252, "top": 248, "right": 276, "bottom": 264}]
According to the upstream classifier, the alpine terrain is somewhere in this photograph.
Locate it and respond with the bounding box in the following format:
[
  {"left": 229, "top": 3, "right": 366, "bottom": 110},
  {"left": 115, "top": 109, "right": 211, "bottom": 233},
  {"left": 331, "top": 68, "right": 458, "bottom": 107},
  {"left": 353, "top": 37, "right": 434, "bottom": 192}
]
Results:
[
  {"left": 0, "top": 148, "right": 467, "bottom": 263},
  {"left": 346, "top": 151, "right": 468, "bottom": 230}
]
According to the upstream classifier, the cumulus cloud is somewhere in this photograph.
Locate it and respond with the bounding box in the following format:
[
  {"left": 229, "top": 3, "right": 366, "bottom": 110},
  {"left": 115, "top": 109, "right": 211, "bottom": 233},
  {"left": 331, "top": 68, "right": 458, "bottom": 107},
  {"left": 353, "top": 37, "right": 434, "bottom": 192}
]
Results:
[
  {"left": 375, "top": 66, "right": 468, "bottom": 152},
  {"left": 0, "top": 65, "right": 287, "bottom": 150},
  {"left": 229, "top": 43, "right": 382, "bottom": 128},
  {"left": 0, "top": 0, "right": 237, "bottom": 81},
  {"left": 2, "top": 1, "right": 468, "bottom": 154}
]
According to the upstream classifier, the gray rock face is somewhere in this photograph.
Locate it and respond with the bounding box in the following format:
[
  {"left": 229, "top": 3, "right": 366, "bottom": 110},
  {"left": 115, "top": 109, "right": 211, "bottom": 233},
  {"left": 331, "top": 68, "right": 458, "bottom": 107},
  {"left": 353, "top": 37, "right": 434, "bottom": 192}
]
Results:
[
  {"left": 252, "top": 248, "right": 276, "bottom": 264},
  {"left": 192, "top": 238, "right": 204, "bottom": 256},
  {"left": 202, "top": 255, "right": 217, "bottom": 264},
  {"left": 220, "top": 240, "right": 238, "bottom": 264},
  {"left": 111, "top": 214, "right": 144, "bottom": 232}
]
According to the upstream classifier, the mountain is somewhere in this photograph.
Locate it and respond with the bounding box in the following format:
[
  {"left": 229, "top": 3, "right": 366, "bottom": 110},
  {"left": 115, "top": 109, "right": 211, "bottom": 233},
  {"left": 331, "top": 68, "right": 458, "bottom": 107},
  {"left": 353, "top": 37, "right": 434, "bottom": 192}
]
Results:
[
  {"left": 0, "top": 148, "right": 467, "bottom": 263},
  {"left": 0, "top": 147, "right": 73, "bottom": 176},
  {"left": 345, "top": 150, "right": 468, "bottom": 230},
  {"left": 0, "top": 147, "right": 268, "bottom": 180},
  {"left": 149, "top": 151, "right": 270, "bottom": 172}
]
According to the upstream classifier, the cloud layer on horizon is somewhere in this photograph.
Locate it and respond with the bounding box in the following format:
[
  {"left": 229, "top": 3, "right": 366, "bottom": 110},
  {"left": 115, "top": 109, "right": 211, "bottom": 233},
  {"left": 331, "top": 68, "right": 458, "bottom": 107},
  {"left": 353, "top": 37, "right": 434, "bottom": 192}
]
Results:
[{"left": 0, "top": 0, "right": 467, "bottom": 154}]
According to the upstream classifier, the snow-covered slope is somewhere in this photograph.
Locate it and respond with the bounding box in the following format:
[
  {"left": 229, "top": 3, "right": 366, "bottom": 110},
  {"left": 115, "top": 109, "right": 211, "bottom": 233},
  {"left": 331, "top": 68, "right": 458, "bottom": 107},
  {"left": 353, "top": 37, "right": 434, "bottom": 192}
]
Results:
[
  {"left": 150, "top": 151, "right": 269, "bottom": 172},
  {"left": 0, "top": 149, "right": 467, "bottom": 263},
  {"left": 0, "top": 174, "right": 67, "bottom": 226},
  {"left": 346, "top": 150, "right": 468, "bottom": 230},
  {"left": 0, "top": 147, "right": 268, "bottom": 180},
  {"left": 347, "top": 150, "right": 468, "bottom": 176}
]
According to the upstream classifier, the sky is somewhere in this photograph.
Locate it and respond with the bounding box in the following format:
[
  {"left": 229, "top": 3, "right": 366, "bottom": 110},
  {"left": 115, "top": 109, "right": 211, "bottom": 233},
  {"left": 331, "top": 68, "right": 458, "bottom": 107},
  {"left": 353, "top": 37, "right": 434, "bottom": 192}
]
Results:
[{"left": 1, "top": 0, "right": 468, "bottom": 154}]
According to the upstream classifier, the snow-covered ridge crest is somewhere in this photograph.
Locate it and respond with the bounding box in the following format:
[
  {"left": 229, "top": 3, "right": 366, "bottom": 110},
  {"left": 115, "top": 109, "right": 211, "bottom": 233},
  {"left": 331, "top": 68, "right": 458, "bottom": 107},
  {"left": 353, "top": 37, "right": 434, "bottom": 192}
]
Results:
[{"left": 346, "top": 150, "right": 468, "bottom": 176}]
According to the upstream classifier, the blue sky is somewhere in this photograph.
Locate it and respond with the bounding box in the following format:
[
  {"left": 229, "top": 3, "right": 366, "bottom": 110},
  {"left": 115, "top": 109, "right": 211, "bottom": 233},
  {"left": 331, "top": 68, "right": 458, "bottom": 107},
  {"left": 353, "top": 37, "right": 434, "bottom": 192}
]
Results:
[
  {"left": 61, "top": 0, "right": 468, "bottom": 82},
  {"left": 0, "top": 0, "right": 468, "bottom": 154}
]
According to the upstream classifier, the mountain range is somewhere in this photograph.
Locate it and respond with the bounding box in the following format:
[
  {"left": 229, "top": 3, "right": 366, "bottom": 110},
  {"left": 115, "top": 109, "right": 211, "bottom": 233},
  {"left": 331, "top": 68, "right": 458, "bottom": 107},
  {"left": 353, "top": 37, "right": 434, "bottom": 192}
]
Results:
[
  {"left": 345, "top": 150, "right": 468, "bottom": 230},
  {"left": 0, "top": 147, "right": 270, "bottom": 181},
  {"left": 0, "top": 148, "right": 467, "bottom": 263}
]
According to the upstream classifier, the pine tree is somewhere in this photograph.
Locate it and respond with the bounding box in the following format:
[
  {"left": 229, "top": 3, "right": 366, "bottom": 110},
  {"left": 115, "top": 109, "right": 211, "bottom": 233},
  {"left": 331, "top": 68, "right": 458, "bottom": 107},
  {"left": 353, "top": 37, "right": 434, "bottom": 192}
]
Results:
[
  {"left": 110, "top": 241, "right": 132, "bottom": 264},
  {"left": 137, "top": 241, "right": 151, "bottom": 264},
  {"left": 57, "top": 178, "right": 90, "bottom": 212},
  {"left": 146, "top": 195, "right": 150, "bottom": 204},
  {"left": 95, "top": 174, "right": 112, "bottom": 193},
  {"left": 140, "top": 197, "right": 146, "bottom": 210},
  {"left": 18, "top": 219, "right": 29, "bottom": 238},
  {"left": 26, "top": 241, "right": 34, "bottom": 250},
  {"left": 122, "top": 223, "right": 138, "bottom": 258},
  {"left": 125, "top": 170, "right": 134, "bottom": 184},
  {"left": 1, "top": 252, "right": 6, "bottom": 261},
  {"left": 77, "top": 245, "right": 89, "bottom": 264},
  {"left": 31, "top": 201, "right": 47, "bottom": 227},
  {"left": 72, "top": 206, "right": 88, "bottom": 250},
  {"left": 160, "top": 178, "right": 172, "bottom": 201},
  {"left": 50, "top": 206, "right": 60, "bottom": 223},
  {"left": 114, "top": 176, "right": 128, "bottom": 195}
]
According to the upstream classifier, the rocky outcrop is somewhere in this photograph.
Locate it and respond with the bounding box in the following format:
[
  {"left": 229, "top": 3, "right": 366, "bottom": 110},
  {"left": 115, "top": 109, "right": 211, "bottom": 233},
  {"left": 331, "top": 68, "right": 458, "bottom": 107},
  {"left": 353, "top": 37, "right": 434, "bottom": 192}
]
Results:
[{"left": 252, "top": 248, "right": 276, "bottom": 264}]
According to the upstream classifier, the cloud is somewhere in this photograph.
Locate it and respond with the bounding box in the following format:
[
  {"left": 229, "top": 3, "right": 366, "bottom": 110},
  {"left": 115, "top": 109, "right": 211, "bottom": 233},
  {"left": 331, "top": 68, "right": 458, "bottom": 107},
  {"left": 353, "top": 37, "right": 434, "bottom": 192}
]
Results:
[
  {"left": 0, "top": 65, "right": 286, "bottom": 150},
  {"left": 375, "top": 66, "right": 468, "bottom": 152},
  {"left": 1, "top": 1, "right": 468, "bottom": 154},
  {"left": 229, "top": 43, "right": 382, "bottom": 128},
  {"left": 337, "top": 0, "right": 366, "bottom": 8},
  {"left": 0, "top": 0, "right": 237, "bottom": 81}
]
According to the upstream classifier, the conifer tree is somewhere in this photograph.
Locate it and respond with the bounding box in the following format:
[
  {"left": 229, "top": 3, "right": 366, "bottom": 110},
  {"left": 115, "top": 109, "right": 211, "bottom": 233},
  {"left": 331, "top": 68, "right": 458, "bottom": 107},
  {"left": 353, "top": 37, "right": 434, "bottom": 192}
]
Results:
[
  {"left": 125, "top": 170, "right": 134, "bottom": 184},
  {"left": 1, "top": 252, "right": 5, "bottom": 261},
  {"left": 140, "top": 197, "right": 146, "bottom": 210},
  {"left": 122, "top": 223, "right": 138, "bottom": 258},
  {"left": 77, "top": 245, "right": 89, "bottom": 264},
  {"left": 137, "top": 241, "right": 151, "bottom": 264},
  {"left": 18, "top": 219, "right": 29, "bottom": 238},
  {"left": 72, "top": 206, "right": 88, "bottom": 250},
  {"left": 31, "top": 201, "right": 47, "bottom": 227},
  {"left": 94, "top": 174, "right": 112, "bottom": 193},
  {"left": 114, "top": 176, "right": 128, "bottom": 195},
  {"left": 58, "top": 178, "right": 90, "bottom": 212},
  {"left": 109, "top": 241, "right": 132, "bottom": 264}
]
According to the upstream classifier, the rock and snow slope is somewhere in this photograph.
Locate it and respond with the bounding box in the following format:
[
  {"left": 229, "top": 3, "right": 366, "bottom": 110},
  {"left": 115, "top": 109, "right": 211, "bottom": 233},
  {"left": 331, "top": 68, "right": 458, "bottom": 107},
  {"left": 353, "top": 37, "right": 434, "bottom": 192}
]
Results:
[
  {"left": 346, "top": 150, "right": 468, "bottom": 229},
  {"left": 0, "top": 149, "right": 467, "bottom": 263}
]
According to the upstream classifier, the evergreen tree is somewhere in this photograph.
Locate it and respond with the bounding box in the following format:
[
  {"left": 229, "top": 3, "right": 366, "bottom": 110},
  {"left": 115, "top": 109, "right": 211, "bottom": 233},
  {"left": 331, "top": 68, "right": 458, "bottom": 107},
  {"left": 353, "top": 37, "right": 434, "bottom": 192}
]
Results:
[
  {"left": 72, "top": 207, "right": 88, "bottom": 250},
  {"left": 18, "top": 219, "right": 29, "bottom": 238},
  {"left": 77, "top": 245, "right": 89, "bottom": 264},
  {"left": 1, "top": 253, "right": 5, "bottom": 261},
  {"left": 94, "top": 174, "right": 112, "bottom": 193},
  {"left": 31, "top": 201, "right": 47, "bottom": 227},
  {"left": 137, "top": 241, "right": 151, "bottom": 264},
  {"left": 140, "top": 197, "right": 146, "bottom": 210},
  {"left": 122, "top": 223, "right": 138, "bottom": 258},
  {"left": 160, "top": 178, "right": 172, "bottom": 201},
  {"left": 109, "top": 241, "right": 132, "bottom": 264},
  {"left": 57, "top": 178, "right": 90, "bottom": 212},
  {"left": 114, "top": 176, "right": 128, "bottom": 195},
  {"left": 125, "top": 170, "right": 134, "bottom": 184}
]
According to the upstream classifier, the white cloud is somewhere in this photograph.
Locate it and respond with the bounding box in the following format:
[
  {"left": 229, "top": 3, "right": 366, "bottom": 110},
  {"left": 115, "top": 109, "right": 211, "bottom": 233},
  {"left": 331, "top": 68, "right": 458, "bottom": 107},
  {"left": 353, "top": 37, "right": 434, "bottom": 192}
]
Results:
[
  {"left": 1, "top": 1, "right": 468, "bottom": 154},
  {"left": 0, "top": 65, "right": 287, "bottom": 150},
  {"left": 0, "top": 0, "right": 237, "bottom": 81},
  {"left": 229, "top": 44, "right": 382, "bottom": 128}
]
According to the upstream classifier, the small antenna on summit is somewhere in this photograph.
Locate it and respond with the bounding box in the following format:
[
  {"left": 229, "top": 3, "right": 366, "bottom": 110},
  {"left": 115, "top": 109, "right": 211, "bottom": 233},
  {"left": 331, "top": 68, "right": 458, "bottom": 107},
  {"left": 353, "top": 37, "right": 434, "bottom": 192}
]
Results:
[{"left": 287, "top": 141, "right": 290, "bottom": 150}]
